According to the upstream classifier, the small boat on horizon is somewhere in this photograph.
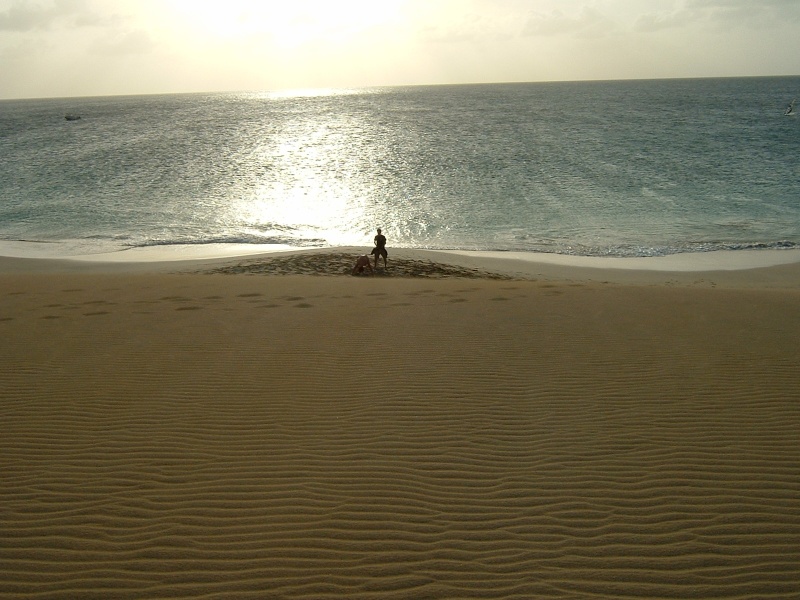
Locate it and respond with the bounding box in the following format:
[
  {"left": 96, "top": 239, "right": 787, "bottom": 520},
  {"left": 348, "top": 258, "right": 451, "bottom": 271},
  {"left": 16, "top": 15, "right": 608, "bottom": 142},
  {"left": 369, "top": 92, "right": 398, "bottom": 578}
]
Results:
[
  {"left": 64, "top": 114, "right": 81, "bottom": 121},
  {"left": 785, "top": 99, "right": 796, "bottom": 116}
]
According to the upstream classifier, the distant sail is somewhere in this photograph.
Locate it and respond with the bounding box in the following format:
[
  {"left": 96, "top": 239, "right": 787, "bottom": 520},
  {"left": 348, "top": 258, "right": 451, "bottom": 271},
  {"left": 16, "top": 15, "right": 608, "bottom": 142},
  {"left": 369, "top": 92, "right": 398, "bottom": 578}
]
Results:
[{"left": 785, "top": 99, "right": 796, "bottom": 116}]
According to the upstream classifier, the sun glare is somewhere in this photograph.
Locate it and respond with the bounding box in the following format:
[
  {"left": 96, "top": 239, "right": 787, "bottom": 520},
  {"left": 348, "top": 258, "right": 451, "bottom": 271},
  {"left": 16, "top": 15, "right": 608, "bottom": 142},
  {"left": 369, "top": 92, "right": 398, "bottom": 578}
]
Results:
[
  {"left": 269, "top": 0, "right": 406, "bottom": 48},
  {"left": 168, "top": 0, "right": 407, "bottom": 48}
]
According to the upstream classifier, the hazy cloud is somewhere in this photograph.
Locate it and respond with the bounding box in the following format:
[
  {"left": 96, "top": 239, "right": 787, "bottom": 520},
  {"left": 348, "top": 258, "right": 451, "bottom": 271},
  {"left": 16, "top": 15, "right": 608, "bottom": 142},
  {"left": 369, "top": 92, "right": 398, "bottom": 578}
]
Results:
[
  {"left": 636, "top": 0, "right": 800, "bottom": 33},
  {"left": 523, "top": 7, "right": 616, "bottom": 38},
  {"left": 0, "top": 0, "right": 105, "bottom": 31},
  {"left": 1, "top": 0, "right": 798, "bottom": 100},
  {"left": 419, "top": 11, "right": 517, "bottom": 43},
  {"left": 688, "top": 0, "right": 800, "bottom": 9},
  {"left": 635, "top": 9, "right": 697, "bottom": 33},
  {"left": 90, "top": 29, "right": 154, "bottom": 56}
]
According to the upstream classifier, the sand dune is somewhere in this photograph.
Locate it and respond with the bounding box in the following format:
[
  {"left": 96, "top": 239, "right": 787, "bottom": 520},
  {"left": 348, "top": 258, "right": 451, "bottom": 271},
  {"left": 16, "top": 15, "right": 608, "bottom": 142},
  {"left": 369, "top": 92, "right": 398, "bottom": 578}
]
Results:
[{"left": 1, "top": 257, "right": 799, "bottom": 598}]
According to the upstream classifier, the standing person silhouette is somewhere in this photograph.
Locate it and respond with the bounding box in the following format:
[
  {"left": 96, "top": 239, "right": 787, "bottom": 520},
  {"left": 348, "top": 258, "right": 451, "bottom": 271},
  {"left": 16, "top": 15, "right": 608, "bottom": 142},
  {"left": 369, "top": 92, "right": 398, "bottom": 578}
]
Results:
[{"left": 372, "top": 228, "right": 388, "bottom": 269}]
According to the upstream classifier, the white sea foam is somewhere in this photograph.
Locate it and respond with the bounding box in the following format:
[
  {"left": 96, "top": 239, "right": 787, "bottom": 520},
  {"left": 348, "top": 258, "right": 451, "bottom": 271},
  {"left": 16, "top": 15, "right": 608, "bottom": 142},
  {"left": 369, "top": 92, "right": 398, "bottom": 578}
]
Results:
[{"left": 444, "top": 248, "right": 800, "bottom": 272}]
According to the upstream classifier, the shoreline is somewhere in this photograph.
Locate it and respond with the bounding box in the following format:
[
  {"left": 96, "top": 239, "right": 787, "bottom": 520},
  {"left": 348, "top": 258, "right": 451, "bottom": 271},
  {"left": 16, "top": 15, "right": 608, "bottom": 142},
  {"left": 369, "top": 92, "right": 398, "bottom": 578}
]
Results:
[{"left": 1, "top": 245, "right": 800, "bottom": 288}]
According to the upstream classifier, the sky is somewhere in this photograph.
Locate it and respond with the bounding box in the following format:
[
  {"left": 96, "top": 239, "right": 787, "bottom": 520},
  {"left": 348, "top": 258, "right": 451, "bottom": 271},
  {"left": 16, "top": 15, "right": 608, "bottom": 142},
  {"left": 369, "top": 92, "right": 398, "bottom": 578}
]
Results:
[{"left": 1, "top": 0, "right": 799, "bottom": 100}]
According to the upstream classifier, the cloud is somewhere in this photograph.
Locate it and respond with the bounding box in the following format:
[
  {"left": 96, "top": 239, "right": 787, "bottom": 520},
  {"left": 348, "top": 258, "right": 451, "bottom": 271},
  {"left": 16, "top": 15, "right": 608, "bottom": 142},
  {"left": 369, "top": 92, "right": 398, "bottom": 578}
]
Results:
[
  {"left": 634, "top": 9, "right": 696, "bottom": 33},
  {"left": 523, "top": 6, "right": 616, "bottom": 38},
  {"left": 90, "top": 29, "right": 155, "bottom": 56},
  {"left": 0, "top": 0, "right": 105, "bottom": 31},
  {"left": 418, "top": 11, "right": 516, "bottom": 43},
  {"left": 688, "top": 0, "right": 800, "bottom": 8},
  {"left": 2, "top": 0, "right": 799, "bottom": 100},
  {"left": 635, "top": 0, "right": 800, "bottom": 33},
  {"left": 404, "top": 0, "right": 525, "bottom": 44},
  {"left": 702, "top": 0, "right": 800, "bottom": 24}
]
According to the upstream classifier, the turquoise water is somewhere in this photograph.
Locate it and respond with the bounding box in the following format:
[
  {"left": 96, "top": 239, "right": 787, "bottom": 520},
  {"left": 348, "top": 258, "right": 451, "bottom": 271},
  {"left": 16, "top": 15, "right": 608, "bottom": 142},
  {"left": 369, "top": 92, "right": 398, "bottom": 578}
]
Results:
[{"left": 1, "top": 77, "right": 799, "bottom": 258}]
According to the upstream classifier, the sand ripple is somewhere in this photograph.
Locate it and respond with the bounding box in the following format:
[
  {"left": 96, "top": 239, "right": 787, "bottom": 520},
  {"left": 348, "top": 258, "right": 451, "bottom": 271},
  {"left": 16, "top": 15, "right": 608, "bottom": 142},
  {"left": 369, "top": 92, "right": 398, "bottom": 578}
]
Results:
[{"left": 1, "top": 277, "right": 799, "bottom": 598}]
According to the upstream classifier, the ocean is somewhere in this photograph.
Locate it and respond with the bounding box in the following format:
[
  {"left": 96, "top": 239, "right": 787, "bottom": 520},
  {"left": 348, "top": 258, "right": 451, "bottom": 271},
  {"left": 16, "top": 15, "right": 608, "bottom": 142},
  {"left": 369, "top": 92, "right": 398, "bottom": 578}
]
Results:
[{"left": 1, "top": 77, "right": 798, "bottom": 260}]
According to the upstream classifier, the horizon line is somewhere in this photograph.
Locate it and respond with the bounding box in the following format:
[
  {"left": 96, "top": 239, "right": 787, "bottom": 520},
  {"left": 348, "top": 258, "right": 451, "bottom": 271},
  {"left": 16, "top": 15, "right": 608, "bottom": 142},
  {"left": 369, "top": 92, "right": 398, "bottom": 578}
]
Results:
[{"left": 3, "top": 73, "right": 800, "bottom": 103}]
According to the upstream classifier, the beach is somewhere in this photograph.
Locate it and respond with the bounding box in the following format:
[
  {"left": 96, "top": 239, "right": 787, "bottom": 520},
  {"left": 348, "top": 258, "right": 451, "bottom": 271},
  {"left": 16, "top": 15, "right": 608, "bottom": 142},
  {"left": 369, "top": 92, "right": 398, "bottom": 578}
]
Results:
[{"left": 2, "top": 249, "right": 799, "bottom": 599}]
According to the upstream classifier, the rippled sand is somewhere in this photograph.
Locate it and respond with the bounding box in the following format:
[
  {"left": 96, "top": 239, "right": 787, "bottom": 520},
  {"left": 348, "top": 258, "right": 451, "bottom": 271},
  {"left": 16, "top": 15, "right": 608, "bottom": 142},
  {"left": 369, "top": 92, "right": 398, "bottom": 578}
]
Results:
[{"left": 2, "top": 253, "right": 799, "bottom": 599}]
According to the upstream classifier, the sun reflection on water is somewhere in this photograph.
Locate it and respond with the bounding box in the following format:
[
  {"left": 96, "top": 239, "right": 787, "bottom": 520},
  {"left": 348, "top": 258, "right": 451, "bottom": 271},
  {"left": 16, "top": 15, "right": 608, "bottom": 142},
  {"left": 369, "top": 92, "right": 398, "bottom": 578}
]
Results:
[
  {"left": 196, "top": 86, "right": 464, "bottom": 252},
  {"left": 260, "top": 88, "right": 369, "bottom": 100},
  {"left": 226, "top": 103, "right": 385, "bottom": 247}
]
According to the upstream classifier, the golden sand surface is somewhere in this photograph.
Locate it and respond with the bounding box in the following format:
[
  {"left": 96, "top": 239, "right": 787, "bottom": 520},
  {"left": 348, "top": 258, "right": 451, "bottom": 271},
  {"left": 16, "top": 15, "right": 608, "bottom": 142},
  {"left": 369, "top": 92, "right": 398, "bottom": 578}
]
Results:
[{"left": 1, "top": 251, "right": 799, "bottom": 599}]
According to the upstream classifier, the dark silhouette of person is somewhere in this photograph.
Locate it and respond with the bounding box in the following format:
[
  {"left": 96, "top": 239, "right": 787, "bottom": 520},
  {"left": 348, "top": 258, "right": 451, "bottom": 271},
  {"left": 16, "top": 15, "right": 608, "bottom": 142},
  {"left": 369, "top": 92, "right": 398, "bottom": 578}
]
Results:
[{"left": 372, "top": 228, "right": 388, "bottom": 268}]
